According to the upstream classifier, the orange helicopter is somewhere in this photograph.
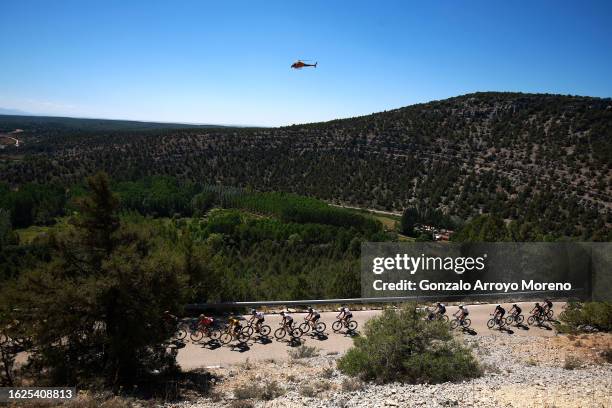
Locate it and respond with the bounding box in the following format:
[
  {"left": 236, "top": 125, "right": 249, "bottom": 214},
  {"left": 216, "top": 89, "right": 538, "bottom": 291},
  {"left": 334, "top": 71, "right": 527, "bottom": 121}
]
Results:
[{"left": 291, "top": 59, "right": 317, "bottom": 69}]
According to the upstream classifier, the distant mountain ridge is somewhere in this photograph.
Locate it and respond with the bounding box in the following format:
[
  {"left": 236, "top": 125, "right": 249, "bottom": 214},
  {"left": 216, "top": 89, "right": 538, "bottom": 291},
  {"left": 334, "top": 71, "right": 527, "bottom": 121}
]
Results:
[
  {"left": 1, "top": 92, "right": 610, "bottom": 238},
  {"left": 0, "top": 108, "right": 31, "bottom": 116},
  {"left": 0, "top": 114, "right": 229, "bottom": 132}
]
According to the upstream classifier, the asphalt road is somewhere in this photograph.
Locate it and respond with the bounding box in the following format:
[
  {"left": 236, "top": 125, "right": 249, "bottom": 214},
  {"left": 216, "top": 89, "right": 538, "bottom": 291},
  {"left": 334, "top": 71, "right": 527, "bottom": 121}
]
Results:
[{"left": 176, "top": 302, "right": 561, "bottom": 370}]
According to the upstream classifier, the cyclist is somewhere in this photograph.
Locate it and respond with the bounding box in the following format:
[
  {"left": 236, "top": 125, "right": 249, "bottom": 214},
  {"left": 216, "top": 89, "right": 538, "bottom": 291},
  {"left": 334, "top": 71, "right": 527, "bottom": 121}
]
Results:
[
  {"left": 280, "top": 311, "right": 294, "bottom": 331},
  {"left": 228, "top": 315, "right": 242, "bottom": 334},
  {"left": 454, "top": 304, "right": 469, "bottom": 325},
  {"left": 493, "top": 304, "right": 506, "bottom": 326},
  {"left": 542, "top": 298, "right": 553, "bottom": 317},
  {"left": 531, "top": 302, "right": 545, "bottom": 321},
  {"left": 198, "top": 314, "right": 214, "bottom": 328},
  {"left": 436, "top": 302, "right": 447, "bottom": 319},
  {"left": 163, "top": 310, "right": 178, "bottom": 324},
  {"left": 305, "top": 306, "right": 321, "bottom": 328},
  {"left": 249, "top": 309, "right": 265, "bottom": 333},
  {"left": 509, "top": 303, "right": 522, "bottom": 319},
  {"left": 337, "top": 305, "right": 353, "bottom": 325}
]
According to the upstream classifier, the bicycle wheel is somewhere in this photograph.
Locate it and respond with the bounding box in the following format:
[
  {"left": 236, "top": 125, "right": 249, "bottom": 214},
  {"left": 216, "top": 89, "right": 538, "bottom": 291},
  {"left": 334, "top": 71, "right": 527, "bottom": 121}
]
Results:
[
  {"left": 209, "top": 328, "right": 221, "bottom": 340},
  {"left": 486, "top": 319, "right": 495, "bottom": 329},
  {"left": 441, "top": 315, "right": 449, "bottom": 322},
  {"left": 527, "top": 316, "right": 536, "bottom": 326},
  {"left": 450, "top": 319, "right": 459, "bottom": 330},
  {"left": 237, "top": 331, "right": 250, "bottom": 344},
  {"left": 299, "top": 322, "right": 310, "bottom": 333},
  {"left": 315, "top": 322, "right": 326, "bottom": 333},
  {"left": 347, "top": 320, "right": 358, "bottom": 331},
  {"left": 176, "top": 323, "right": 189, "bottom": 340},
  {"left": 190, "top": 329, "right": 204, "bottom": 342},
  {"left": 290, "top": 327, "right": 303, "bottom": 338},
  {"left": 259, "top": 325, "right": 271, "bottom": 337},
  {"left": 516, "top": 315, "right": 524, "bottom": 324},
  {"left": 463, "top": 318, "right": 471, "bottom": 328},
  {"left": 241, "top": 326, "right": 253, "bottom": 338},
  {"left": 506, "top": 315, "right": 514, "bottom": 325},
  {"left": 220, "top": 332, "right": 232, "bottom": 345},
  {"left": 332, "top": 321, "right": 343, "bottom": 332},
  {"left": 274, "top": 327, "right": 286, "bottom": 339}
]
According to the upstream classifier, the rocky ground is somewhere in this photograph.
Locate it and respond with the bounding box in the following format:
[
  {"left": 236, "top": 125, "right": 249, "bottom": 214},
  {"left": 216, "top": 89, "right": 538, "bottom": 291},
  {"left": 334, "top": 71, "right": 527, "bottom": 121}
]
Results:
[{"left": 164, "top": 333, "right": 612, "bottom": 408}]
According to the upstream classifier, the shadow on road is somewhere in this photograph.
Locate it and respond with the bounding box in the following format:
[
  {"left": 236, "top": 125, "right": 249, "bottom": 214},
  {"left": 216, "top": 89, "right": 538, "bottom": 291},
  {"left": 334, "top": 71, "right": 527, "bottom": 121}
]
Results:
[
  {"left": 514, "top": 323, "right": 529, "bottom": 330},
  {"left": 311, "top": 333, "right": 329, "bottom": 341},
  {"left": 230, "top": 342, "right": 250, "bottom": 353},
  {"left": 500, "top": 327, "right": 515, "bottom": 335},
  {"left": 287, "top": 337, "right": 304, "bottom": 347},
  {"left": 254, "top": 336, "right": 272, "bottom": 345},
  {"left": 344, "top": 330, "right": 359, "bottom": 338},
  {"left": 203, "top": 340, "right": 222, "bottom": 350},
  {"left": 463, "top": 328, "right": 478, "bottom": 336}
]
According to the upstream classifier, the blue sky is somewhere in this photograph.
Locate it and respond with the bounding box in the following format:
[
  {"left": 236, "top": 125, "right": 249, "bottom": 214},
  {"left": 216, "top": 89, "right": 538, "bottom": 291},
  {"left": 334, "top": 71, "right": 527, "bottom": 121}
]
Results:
[{"left": 1, "top": 1, "right": 611, "bottom": 126}]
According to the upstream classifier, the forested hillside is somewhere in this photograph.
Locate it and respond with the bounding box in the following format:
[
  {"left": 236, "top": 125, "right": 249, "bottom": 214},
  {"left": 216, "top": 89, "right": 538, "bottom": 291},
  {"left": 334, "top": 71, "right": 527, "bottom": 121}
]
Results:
[{"left": 1, "top": 92, "right": 611, "bottom": 238}]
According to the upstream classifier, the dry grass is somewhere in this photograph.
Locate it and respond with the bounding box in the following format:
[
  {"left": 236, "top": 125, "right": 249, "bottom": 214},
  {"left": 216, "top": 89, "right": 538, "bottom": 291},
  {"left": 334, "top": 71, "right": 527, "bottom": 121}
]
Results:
[
  {"left": 288, "top": 345, "right": 319, "bottom": 359},
  {"left": 341, "top": 378, "right": 364, "bottom": 392}
]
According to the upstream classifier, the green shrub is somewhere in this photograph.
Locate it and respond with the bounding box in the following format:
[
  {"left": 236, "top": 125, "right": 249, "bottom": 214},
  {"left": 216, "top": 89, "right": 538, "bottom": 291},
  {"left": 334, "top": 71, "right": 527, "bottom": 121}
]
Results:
[
  {"left": 341, "top": 378, "right": 365, "bottom": 392},
  {"left": 337, "top": 305, "right": 482, "bottom": 384},
  {"left": 558, "top": 302, "right": 612, "bottom": 332}
]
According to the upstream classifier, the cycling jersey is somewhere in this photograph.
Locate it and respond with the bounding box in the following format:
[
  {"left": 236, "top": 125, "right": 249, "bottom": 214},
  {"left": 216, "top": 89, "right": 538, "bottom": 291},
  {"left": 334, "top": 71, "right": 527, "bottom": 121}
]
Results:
[
  {"left": 545, "top": 301, "right": 552, "bottom": 308},
  {"left": 284, "top": 315, "right": 293, "bottom": 323},
  {"left": 438, "top": 305, "right": 446, "bottom": 314},
  {"left": 462, "top": 308, "right": 469, "bottom": 315},
  {"left": 199, "top": 316, "right": 214, "bottom": 326},
  {"left": 495, "top": 306, "right": 505, "bottom": 316},
  {"left": 512, "top": 306, "right": 521, "bottom": 314},
  {"left": 254, "top": 312, "right": 264, "bottom": 320}
]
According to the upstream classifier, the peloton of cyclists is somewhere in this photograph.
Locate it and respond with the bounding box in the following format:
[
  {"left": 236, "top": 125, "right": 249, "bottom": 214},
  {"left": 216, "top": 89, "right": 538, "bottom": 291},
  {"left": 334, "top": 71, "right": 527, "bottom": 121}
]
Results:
[{"left": 249, "top": 309, "right": 265, "bottom": 333}]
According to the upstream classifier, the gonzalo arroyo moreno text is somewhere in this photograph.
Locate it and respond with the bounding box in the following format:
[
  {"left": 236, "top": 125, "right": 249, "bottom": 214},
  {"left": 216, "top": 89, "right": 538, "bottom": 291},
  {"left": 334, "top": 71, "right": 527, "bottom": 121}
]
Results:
[{"left": 370, "top": 254, "right": 572, "bottom": 293}]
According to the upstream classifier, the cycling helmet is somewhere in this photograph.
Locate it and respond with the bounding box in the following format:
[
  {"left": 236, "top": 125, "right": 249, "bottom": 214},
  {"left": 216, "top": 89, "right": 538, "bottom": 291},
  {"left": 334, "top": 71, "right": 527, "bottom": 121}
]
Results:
[
  {"left": 513, "top": 304, "right": 517, "bottom": 306},
  {"left": 436, "top": 302, "right": 441, "bottom": 306},
  {"left": 280, "top": 311, "right": 285, "bottom": 316},
  {"left": 535, "top": 302, "right": 540, "bottom": 306},
  {"left": 440, "top": 303, "right": 445, "bottom": 307},
  {"left": 251, "top": 308, "right": 256, "bottom": 315},
  {"left": 459, "top": 304, "right": 464, "bottom": 309},
  {"left": 199, "top": 314, "right": 205, "bottom": 318},
  {"left": 496, "top": 304, "right": 500, "bottom": 307},
  {"left": 308, "top": 306, "right": 313, "bottom": 312}
]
